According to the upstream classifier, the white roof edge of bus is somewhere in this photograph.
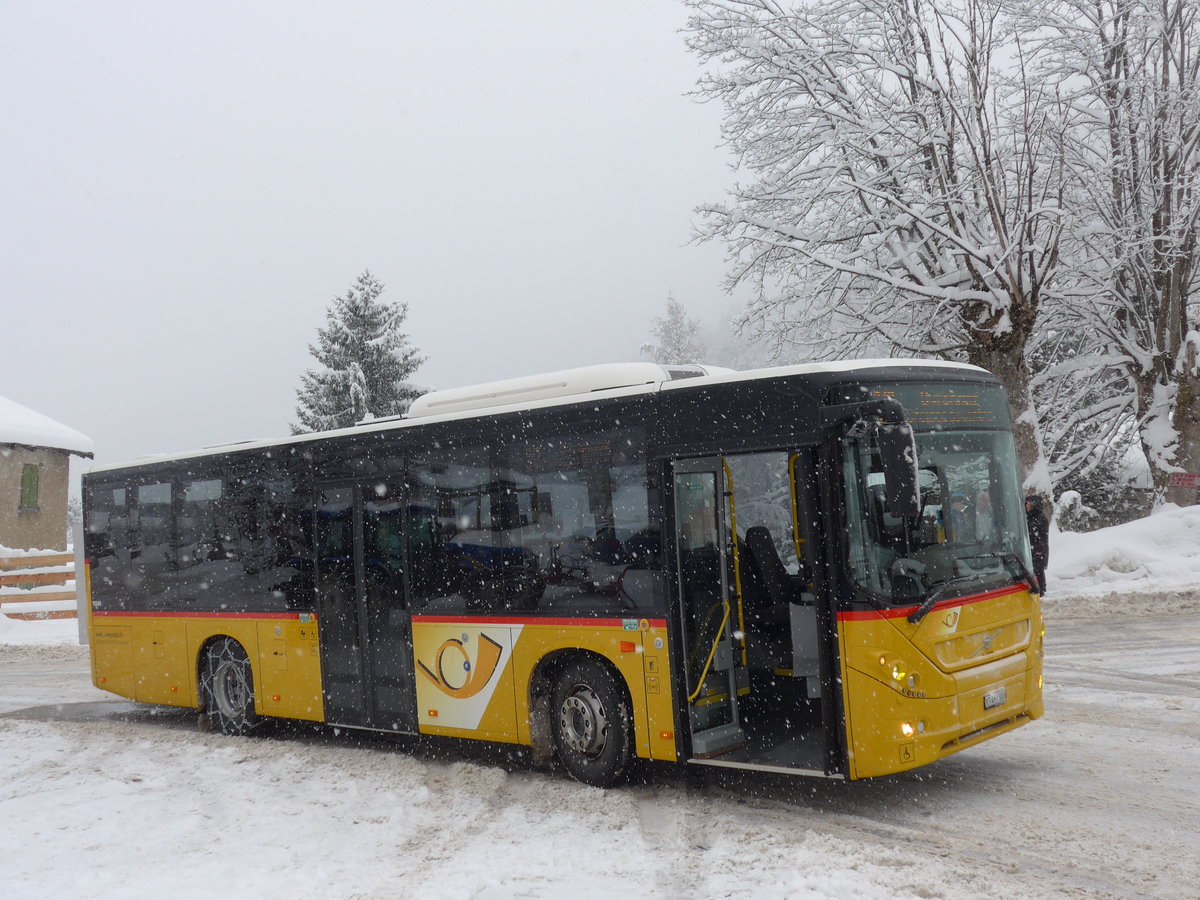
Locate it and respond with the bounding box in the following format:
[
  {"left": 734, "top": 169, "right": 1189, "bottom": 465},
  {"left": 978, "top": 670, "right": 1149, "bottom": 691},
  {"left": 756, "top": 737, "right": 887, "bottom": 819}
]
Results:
[
  {"left": 658, "top": 357, "right": 989, "bottom": 391},
  {"left": 86, "top": 358, "right": 990, "bottom": 474},
  {"left": 405, "top": 362, "right": 679, "bottom": 418}
]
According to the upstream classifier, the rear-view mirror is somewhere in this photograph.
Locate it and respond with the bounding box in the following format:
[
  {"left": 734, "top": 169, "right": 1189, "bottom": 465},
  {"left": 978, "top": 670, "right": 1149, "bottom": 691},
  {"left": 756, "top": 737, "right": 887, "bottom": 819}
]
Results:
[{"left": 878, "top": 420, "right": 920, "bottom": 517}]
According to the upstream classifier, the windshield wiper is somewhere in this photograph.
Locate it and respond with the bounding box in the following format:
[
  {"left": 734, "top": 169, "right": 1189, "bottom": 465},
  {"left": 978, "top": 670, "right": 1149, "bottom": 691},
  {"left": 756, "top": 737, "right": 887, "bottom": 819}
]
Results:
[
  {"left": 965, "top": 552, "right": 1038, "bottom": 592},
  {"left": 907, "top": 574, "right": 980, "bottom": 625},
  {"left": 907, "top": 553, "right": 1036, "bottom": 626}
]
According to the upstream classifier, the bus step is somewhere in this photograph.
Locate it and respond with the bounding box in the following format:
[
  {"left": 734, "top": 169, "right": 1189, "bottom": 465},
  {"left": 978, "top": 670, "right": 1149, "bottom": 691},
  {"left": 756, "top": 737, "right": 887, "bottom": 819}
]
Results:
[{"left": 691, "top": 723, "right": 745, "bottom": 758}]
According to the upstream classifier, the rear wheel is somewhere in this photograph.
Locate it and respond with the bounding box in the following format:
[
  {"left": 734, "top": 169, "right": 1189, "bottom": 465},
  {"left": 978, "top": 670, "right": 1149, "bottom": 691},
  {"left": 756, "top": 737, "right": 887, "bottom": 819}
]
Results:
[
  {"left": 202, "top": 638, "right": 261, "bottom": 736},
  {"left": 551, "top": 658, "right": 632, "bottom": 787}
]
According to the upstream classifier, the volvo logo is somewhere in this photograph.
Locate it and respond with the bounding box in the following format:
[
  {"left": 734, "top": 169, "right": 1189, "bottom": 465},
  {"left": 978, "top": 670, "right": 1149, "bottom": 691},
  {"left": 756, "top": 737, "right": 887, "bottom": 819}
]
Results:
[{"left": 969, "top": 627, "right": 1002, "bottom": 658}]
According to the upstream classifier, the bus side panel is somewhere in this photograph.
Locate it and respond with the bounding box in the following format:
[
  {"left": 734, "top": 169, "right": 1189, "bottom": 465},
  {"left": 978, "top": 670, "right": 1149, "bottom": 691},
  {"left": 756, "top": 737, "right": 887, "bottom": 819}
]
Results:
[
  {"left": 635, "top": 622, "right": 677, "bottom": 762},
  {"left": 409, "top": 617, "right": 678, "bottom": 762},
  {"left": 89, "top": 614, "right": 326, "bottom": 721},
  {"left": 179, "top": 616, "right": 325, "bottom": 723},
  {"left": 411, "top": 620, "right": 521, "bottom": 742},
  {"left": 90, "top": 621, "right": 135, "bottom": 700},
  {"left": 90, "top": 615, "right": 195, "bottom": 708},
  {"left": 85, "top": 564, "right": 139, "bottom": 699},
  {"left": 507, "top": 620, "right": 677, "bottom": 763},
  {"left": 132, "top": 617, "right": 193, "bottom": 706},
  {"left": 185, "top": 618, "right": 259, "bottom": 711},
  {"left": 254, "top": 618, "right": 325, "bottom": 722}
]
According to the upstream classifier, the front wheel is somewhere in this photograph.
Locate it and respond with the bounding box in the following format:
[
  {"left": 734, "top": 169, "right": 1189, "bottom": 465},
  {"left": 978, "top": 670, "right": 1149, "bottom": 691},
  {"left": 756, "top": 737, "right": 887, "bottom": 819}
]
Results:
[
  {"left": 202, "top": 637, "right": 262, "bottom": 736},
  {"left": 551, "top": 658, "right": 632, "bottom": 787}
]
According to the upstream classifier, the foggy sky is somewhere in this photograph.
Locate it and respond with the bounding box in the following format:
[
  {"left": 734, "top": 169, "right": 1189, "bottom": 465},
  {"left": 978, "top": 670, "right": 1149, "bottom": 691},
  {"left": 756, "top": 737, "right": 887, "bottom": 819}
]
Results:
[{"left": 1, "top": 1, "right": 736, "bottom": 471}]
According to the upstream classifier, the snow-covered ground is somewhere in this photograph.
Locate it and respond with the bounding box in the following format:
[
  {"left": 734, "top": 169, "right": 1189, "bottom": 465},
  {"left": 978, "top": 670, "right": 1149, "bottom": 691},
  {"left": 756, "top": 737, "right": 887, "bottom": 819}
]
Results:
[
  {"left": 0, "top": 612, "right": 80, "bottom": 647},
  {"left": 2, "top": 509, "right": 1198, "bottom": 899}
]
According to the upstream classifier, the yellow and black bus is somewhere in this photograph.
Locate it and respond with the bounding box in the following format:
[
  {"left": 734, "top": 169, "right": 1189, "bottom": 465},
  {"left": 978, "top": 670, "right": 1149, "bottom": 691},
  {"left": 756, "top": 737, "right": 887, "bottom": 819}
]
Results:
[{"left": 83, "top": 361, "right": 1043, "bottom": 786}]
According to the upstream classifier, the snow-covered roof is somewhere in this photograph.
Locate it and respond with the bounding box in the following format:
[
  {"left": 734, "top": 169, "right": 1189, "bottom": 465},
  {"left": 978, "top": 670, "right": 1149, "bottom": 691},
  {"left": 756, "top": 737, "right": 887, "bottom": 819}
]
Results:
[{"left": 0, "top": 394, "right": 94, "bottom": 457}]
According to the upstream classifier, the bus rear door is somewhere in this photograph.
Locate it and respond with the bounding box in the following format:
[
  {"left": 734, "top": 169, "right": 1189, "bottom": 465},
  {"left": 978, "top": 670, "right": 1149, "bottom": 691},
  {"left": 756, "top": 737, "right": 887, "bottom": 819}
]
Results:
[{"left": 314, "top": 481, "right": 418, "bottom": 732}]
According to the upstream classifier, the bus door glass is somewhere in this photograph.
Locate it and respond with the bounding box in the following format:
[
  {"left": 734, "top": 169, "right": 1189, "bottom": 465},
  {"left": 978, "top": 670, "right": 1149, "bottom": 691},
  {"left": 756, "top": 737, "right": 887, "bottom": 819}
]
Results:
[
  {"left": 361, "top": 480, "right": 417, "bottom": 731},
  {"left": 314, "top": 482, "right": 417, "bottom": 732},
  {"left": 315, "top": 485, "right": 363, "bottom": 725},
  {"left": 672, "top": 458, "right": 746, "bottom": 758}
]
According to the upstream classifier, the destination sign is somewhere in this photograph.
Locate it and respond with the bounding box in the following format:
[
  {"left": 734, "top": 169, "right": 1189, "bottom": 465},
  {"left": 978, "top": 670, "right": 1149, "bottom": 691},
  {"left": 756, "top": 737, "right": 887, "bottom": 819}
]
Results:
[{"left": 837, "top": 382, "right": 1010, "bottom": 431}]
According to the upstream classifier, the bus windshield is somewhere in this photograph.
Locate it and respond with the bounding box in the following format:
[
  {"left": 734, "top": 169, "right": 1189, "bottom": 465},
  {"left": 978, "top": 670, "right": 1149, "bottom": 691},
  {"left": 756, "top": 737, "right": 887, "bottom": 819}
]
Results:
[{"left": 842, "top": 412, "right": 1033, "bottom": 607}]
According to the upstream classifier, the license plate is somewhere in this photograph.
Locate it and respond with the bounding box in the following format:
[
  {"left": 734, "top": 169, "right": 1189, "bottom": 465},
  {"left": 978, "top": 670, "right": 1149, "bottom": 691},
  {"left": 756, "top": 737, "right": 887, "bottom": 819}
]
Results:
[{"left": 983, "top": 687, "right": 1007, "bottom": 710}]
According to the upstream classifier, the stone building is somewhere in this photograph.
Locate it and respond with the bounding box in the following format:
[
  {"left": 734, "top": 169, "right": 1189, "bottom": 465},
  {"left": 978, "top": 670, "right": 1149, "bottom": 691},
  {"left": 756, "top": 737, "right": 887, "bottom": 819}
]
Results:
[{"left": 0, "top": 395, "right": 94, "bottom": 552}]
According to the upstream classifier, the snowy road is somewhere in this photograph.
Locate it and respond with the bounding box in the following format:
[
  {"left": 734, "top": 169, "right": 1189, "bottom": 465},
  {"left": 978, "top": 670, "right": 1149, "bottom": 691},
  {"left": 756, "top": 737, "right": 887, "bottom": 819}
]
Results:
[{"left": 1, "top": 605, "right": 1197, "bottom": 900}]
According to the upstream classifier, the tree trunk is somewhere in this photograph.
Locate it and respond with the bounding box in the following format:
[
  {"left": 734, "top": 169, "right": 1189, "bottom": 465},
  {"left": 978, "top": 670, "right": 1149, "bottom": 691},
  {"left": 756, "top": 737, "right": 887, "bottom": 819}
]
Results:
[
  {"left": 1130, "top": 359, "right": 1197, "bottom": 508},
  {"left": 1167, "top": 364, "right": 1200, "bottom": 507}
]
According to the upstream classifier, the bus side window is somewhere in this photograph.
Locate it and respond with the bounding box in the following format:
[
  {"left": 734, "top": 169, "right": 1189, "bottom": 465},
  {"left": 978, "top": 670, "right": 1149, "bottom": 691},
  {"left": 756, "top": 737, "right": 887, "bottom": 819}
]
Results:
[
  {"left": 87, "top": 484, "right": 129, "bottom": 609},
  {"left": 129, "top": 480, "right": 175, "bottom": 609},
  {"left": 406, "top": 449, "right": 503, "bottom": 610},
  {"left": 502, "top": 432, "right": 656, "bottom": 613}
]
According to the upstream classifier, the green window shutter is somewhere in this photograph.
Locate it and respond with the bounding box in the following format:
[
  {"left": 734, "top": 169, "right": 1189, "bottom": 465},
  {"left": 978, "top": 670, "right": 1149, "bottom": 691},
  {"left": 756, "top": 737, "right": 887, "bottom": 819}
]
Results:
[{"left": 19, "top": 464, "right": 39, "bottom": 510}]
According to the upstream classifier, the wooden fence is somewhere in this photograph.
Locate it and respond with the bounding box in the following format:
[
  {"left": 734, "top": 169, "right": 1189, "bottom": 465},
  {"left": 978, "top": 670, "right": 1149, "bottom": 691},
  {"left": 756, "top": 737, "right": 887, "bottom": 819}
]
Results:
[{"left": 0, "top": 552, "right": 79, "bottom": 621}]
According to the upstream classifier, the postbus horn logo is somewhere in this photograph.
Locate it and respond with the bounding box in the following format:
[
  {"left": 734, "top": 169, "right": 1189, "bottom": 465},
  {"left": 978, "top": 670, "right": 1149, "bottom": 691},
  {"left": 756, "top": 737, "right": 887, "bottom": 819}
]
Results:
[{"left": 416, "top": 633, "right": 504, "bottom": 699}]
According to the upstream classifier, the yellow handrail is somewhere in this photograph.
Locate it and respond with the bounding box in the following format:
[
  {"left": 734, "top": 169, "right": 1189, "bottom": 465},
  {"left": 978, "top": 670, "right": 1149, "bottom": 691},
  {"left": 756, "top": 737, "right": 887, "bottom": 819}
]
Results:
[
  {"left": 723, "top": 458, "right": 749, "bottom": 667},
  {"left": 788, "top": 452, "right": 808, "bottom": 568},
  {"left": 687, "top": 600, "right": 731, "bottom": 704}
]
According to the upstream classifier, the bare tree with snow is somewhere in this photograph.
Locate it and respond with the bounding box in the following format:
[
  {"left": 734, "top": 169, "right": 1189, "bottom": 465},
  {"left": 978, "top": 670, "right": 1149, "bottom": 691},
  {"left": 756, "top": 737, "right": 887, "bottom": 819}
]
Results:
[
  {"left": 642, "top": 293, "right": 708, "bottom": 364},
  {"left": 1025, "top": 0, "right": 1200, "bottom": 503},
  {"left": 685, "top": 0, "right": 1068, "bottom": 488},
  {"left": 292, "top": 270, "right": 427, "bottom": 434},
  {"left": 1027, "top": 315, "right": 1142, "bottom": 494}
]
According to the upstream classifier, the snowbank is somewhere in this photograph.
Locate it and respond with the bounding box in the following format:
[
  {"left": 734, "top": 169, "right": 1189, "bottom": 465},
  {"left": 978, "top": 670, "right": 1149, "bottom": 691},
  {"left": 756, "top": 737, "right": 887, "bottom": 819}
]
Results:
[
  {"left": 1046, "top": 503, "right": 1200, "bottom": 617},
  {"left": 0, "top": 615, "right": 80, "bottom": 646}
]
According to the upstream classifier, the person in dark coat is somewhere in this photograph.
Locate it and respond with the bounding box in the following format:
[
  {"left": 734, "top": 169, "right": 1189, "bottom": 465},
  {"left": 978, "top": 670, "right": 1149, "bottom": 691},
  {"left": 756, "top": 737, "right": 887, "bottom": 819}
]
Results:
[{"left": 1025, "top": 496, "right": 1050, "bottom": 595}]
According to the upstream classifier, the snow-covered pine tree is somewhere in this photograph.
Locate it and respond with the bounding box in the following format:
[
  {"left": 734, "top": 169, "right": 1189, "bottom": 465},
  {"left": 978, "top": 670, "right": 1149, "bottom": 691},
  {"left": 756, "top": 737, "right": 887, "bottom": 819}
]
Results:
[
  {"left": 641, "top": 293, "right": 706, "bottom": 365},
  {"left": 292, "top": 270, "right": 427, "bottom": 433}
]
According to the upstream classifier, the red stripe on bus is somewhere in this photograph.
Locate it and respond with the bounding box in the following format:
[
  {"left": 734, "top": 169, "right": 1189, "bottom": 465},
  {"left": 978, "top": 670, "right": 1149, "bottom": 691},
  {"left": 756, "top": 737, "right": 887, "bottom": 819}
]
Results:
[
  {"left": 836, "top": 583, "right": 1029, "bottom": 622},
  {"left": 412, "top": 615, "right": 668, "bottom": 628},
  {"left": 90, "top": 610, "right": 306, "bottom": 621}
]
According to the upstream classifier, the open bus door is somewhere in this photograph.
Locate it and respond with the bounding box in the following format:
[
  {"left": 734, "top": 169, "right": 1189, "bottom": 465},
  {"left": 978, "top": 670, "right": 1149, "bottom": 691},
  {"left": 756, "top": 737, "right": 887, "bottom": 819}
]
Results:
[
  {"left": 672, "top": 458, "right": 747, "bottom": 757},
  {"left": 672, "top": 452, "right": 835, "bottom": 776}
]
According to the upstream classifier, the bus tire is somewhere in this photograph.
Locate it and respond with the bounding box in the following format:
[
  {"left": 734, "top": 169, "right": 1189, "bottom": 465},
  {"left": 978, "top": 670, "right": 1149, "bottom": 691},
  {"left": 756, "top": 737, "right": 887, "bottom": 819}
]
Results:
[
  {"left": 202, "top": 638, "right": 261, "bottom": 736},
  {"left": 551, "top": 658, "right": 632, "bottom": 787}
]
